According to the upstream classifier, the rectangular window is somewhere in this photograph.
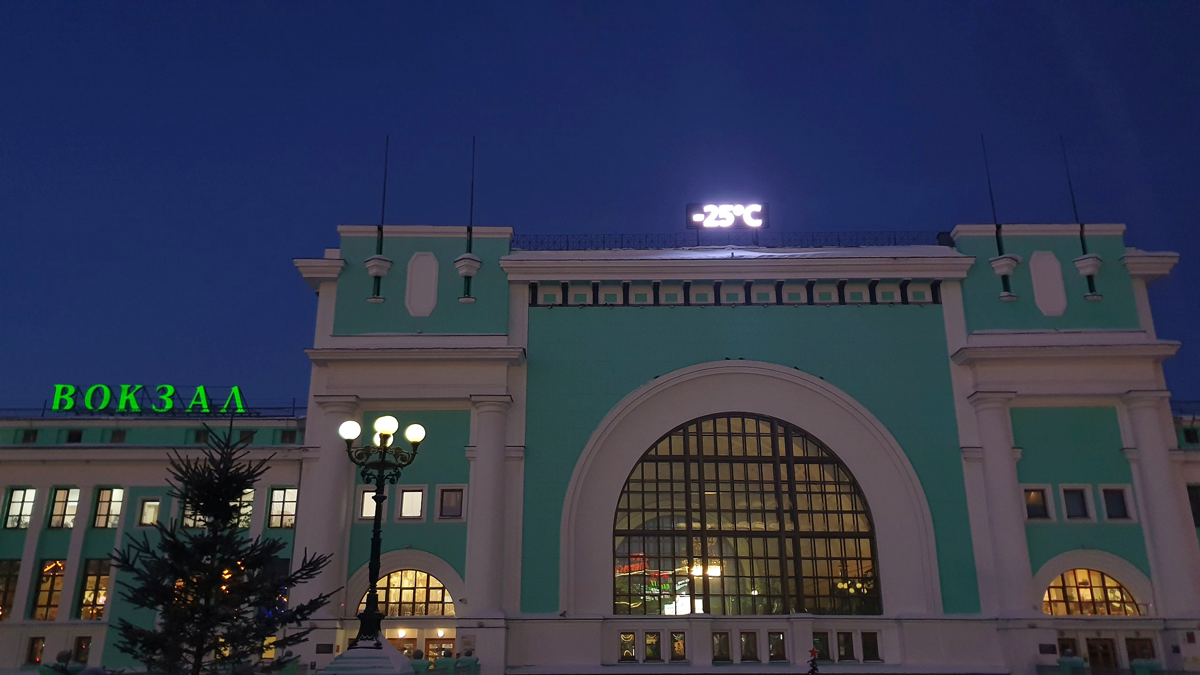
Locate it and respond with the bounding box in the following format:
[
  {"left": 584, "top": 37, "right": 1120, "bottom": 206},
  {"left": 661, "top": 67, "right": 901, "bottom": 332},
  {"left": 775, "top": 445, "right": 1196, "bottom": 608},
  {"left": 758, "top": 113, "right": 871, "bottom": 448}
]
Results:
[
  {"left": 1126, "top": 637, "right": 1155, "bottom": 660},
  {"left": 93, "top": 488, "right": 124, "bottom": 528},
  {"left": 26, "top": 637, "right": 45, "bottom": 665},
  {"left": 239, "top": 430, "right": 256, "bottom": 444},
  {"left": 1062, "top": 487, "right": 1091, "bottom": 520},
  {"left": 837, "top": 632, "right": 855, "bottom": 661},
  {"left": 1184, "top": 428, "right": 1199, "bottom": 444},
  {"left": 398, "top": 488, "right": 424, "bottom": 520},
  {"left": 0, "top": 560, "right": 19, "bottom": 622},
  {"left": 5, "top": 488, "right": 36, "bottom": 529},
  {"left": 21, "top": 429, "right": 38, "bottom": 444},
  {"left": 181, "top": 504, "right": 205, "bottom": 529},
  {"left": 139, "top": 499, "right": 160, "bottom": 526},
  {"left": 194, "top": 429, "right": 210, "bottom": 444},
  {"left": 280, "top": 429, "right": 297, "bottom": 444},
  {"left": 740, "top": 632, "right": 759, "bottom": 662},
  {"left": 73, "top": 636, "right": 91, "bottom": 663},
  {"left": 438, "top": 487, "right": 465, "bottom": 520},
  {"left": 1103, "top": 488, "right": 1131, "bottom": 520},
  {"left": 49, "top": 488, "right": 81, "bottom": 529},
  {"left": 619, "top": 632, "right": 636, "bottom": 662},
  {"left": 1189, "top": 485, "right": 1200, "bottom": 527},
  {"left": 269, "top": 488, "right": 298, "bottom": 528},
  {"left": 670, "top": 632, "right": 687, "bottom": 661},
  {"left": 645, "top": 632, "right": 662, "bottom": 662},
  {"left": 78, "top": 559, "right": 110, "bottom": 620},
  {"left": 812, "top": 632, "right": 830, "bottom": 661},
  {"left": 1024, "top": 488, "right": 1050, "bottom": 520},
  {"left": 67, "top": 429, "right": 83, "bottom": 443},
  {"left": 110, "top": 429, "right": 127, "bottom": 443},
  {"left": 768, "top": 631, "right": 786, "bottom": 662},
  {"left": 862, "top": 632, "right": 881, "bottom": 661},
  {"left": 32, "top": 560, "right": 65, "bottom": 620},
  {"left": 712, "top": 632, "right": 731, "bottom": 662},
  {"left": 359, "top": 490, "right": 377, "bottom": 519},
  {"left": 234, "top": 489, "right": 253, "bottom": 528}
]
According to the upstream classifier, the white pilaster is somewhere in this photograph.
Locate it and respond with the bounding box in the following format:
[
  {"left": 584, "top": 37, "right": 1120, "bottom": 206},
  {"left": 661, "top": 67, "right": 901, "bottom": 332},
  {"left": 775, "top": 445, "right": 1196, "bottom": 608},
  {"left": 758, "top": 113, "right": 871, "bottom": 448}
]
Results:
[
  {"left": 968, "top": 392, "right": 1035, "bottom": 616},
  {"left": 1123, "top": 391, "right": 1200, "bottom": 615},
  {"left": 56, "top": 483, "right": 95, "bottom": 622},
  {"left": 465, "top": 395, "right": 511, "bottom": 618},
  {"left": 11, "top": 484, "right": 50, "bottom": 623}
]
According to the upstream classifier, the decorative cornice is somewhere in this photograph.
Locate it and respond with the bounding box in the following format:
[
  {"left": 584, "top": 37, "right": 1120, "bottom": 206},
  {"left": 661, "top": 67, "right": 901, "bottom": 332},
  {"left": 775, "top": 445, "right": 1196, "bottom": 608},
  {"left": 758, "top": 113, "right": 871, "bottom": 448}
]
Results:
[
  {"left": 952, "top": 342, "right": 1180, "bottom": 365},
  {"left": 1121, "top": 448, "right": 1140, "bottom": 462},
  {"left": 294, "top": 258, "right": 345, "bottom": 292},
  {"left": 960, "top": 446, "right": 984, "bottom": 461},
  {"left": 313, "top": 394, "right": 360, "bottom": 415},
  {"left": 1121, "top": 250, "right": 1179, "bottom": 284},
  {"left": 951, "top": 223, "right": 1126, "bottom": 238},
  {"left": 0, "top": 447, "right": 311, "bottom": 462},
  {"left": 1122, "top": 390, "right": 1171, "bottom": 410},
  {"left": 465, "top": 444, "right": 525, "bottom": 460},
  {"left": 967, "top": 391, "right": 1017, "bottom": 411},
  {"left": 337, "top": 225, "right": 513, "bottom": 239},
  {"left": 305, "top": 346, "right": 526, "bottom": 365}
]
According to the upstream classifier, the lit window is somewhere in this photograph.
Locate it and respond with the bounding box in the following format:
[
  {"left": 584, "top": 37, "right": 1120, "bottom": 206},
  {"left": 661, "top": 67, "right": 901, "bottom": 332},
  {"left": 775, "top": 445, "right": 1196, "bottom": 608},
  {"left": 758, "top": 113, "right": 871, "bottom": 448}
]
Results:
[
  {"left": 645, "top": 632, "right": 662, "bottom": 662},
  {"left": 93, "top": 488, "right": 124, "bottom": 528},
  {"left": 768, "top": 631, "right": 786, "bottom": 662},
  {"left": 49, "top": 488, "right": 80, "bottom": 529},
  {"left": 360, "top": 569, "right": 455, "bottom": 617},
  {"left": 26, "top": 637, "right": 45, "bottom": 665},
  {"left": 438, "top": 488, "right": 465, "bottom": 520},
  {"left": 181, "top": 504, "right": 205, "bottom": 529},
  {"left": 268, "top": 488, "right": 297, "bottom": 529},
  {"left": 5, "top": 488, "right": 36, "bottom": 529},
  {"left": 360, "top": 490, "right": 377, "bottom": 519},
  {"left": 72, "top": 637, "right": 91, "bottom": 664},
  {"left": 1062, "top": 488, "right": 1091, "bottom": 520},
  {"left": 619, "top": 632, "right": 637, "bottom": 662},
  {"left": 110, "top": 429, "right": 127, "bottom": 443},
  {"left": 1024, "top": 488, "right": 1050, "bottom": 520},
  {"left": 837, "top": 631, "right": 855, "bottom": 661},
  {"left": 1102, "top": 488, "right": 1131, "bottom": 520},
  {"left": 32, "top": 560, "right": 65, "bottom": 620},
  {"left": 0, "top": 560, "right": 20, "bottom": 622},
  {"left": 139, "top": 499, "right": 160, "bottom": 526},
  {"left": 399, "top": 488, "right": 424, "bottom": 519},
  {"left": 740, "top": 632, "right": 759, "bottom": 662},
  {"left": 234, "top": 489, "right": 253, "bottom": 528},
  {"left": 1043, "top": 568, "right": 1141, "bottom": 615},
  {"left": 670, "top": 632, "right": 687, "bottom": 661},
  {"left": 78, "top": 559, "right": 110, "bottom": 620}
]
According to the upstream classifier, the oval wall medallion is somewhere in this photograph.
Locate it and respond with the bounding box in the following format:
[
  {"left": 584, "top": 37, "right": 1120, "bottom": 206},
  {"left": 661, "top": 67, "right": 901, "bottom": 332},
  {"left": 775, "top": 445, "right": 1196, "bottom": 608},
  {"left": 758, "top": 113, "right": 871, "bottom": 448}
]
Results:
[
  {"left": 1030, "top": 250, "right": 1067, "bottom": 317},
  {"left": 405, "top": 252, "right": 439, "bottom": 317}
]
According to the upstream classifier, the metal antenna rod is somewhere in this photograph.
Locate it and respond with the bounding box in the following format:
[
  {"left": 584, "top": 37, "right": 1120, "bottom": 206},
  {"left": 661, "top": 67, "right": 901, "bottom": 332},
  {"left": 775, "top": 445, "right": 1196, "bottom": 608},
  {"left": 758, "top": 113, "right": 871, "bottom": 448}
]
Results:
[
  {"left": 1059, "top": 134, "right": 1081, "bottom": 224},
  {"left": 979, "top": 135, "right": 1004, "bottom": 256},
  {"left": 467, "top": 135, "right": 476, "bottom": 254},
  {"left": 377, "top": 135, "right": 390, "bottom": 256}
]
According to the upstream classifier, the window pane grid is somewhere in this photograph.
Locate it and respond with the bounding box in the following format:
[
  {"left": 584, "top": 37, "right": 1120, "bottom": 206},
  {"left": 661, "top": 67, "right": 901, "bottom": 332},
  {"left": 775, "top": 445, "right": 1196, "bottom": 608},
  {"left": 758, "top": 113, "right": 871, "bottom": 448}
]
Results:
[
  {"left": 1042, "top": 568, "right": 1142, "bottom": 616},
  {"left": 614, "top": 413, "right": 881, "bottom": 616},
  {"left": 93, "top": 488, "right": 124, "bottom": 529},
  {"left": 359, "top": 569, "right": 455, "bottom": 618},
  {"left": 49, "top": 488, "right": 80, "bottom": 529},
  {"left": 33, "top": 560, "right": 65, "bottom": 620},
  {"left": 78, "top": 559, "right": 110, "bottom": 620},
  {"left": 269, "top": 488, "right": 298, "bottom": 528},
  {"left": 0, "top": 560, "right": 19, "bottom": 622},
  {"left": 5, "top": 489, "right": 36, "bottom": 529}
]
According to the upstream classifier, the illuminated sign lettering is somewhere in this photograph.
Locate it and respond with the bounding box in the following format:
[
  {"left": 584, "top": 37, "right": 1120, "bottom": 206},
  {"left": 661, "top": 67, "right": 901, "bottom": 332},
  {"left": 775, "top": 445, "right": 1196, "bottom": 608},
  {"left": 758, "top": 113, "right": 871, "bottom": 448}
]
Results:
[
  {"left": 686, "top": 203, "right": 768, "bottom": 229},
  {"left": 51, "top": 384, "right": 247, "bottom": 414}
]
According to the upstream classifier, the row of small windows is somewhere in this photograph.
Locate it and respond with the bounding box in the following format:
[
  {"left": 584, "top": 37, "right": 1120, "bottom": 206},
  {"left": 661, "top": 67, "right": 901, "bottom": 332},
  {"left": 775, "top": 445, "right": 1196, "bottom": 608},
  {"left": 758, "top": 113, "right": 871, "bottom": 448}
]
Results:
[
  {"left": 4, "top": 486, "right": 302, "bottom": 530},
  {"left": 616, "top": 628, "right": 882, "bottom": 664},
  {"left": 0, "top": 558, "right": 110, "bottom": 622},
  {"left": 531, "top": 280, "right": 939, "bottom": 307},
  {"left": 357, "top": 485, "right": 467, "bottom": 522},
  {"left": 25, "top": 636, "right": 93, "bottom": 667},
  {"left": 11, "top": 428, "right": 300, "bottom": 445},
  {"left": 1023, "top": 485, "right": 1135, "bottom": 522}
]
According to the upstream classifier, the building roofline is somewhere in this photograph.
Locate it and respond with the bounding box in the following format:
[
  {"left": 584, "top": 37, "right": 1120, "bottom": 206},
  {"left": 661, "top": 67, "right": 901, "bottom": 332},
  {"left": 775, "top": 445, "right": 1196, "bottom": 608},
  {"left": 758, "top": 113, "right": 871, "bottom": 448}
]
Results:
[
  {"left": 336, "top": 225, "right": 513, "bottom": 238},
  {"left": 951, "top": 223, "right": 1126, "bottom": 238}
]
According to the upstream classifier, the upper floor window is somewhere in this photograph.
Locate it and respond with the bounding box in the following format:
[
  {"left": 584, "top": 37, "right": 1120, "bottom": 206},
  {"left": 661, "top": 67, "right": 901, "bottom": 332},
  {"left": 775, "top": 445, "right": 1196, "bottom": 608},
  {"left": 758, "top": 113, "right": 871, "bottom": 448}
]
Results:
[
  {"left": 1024, "top": 488, "right": 1051, "bottom": 520},
  {"left": 109, "top": 430, "right": 127, "bottom": 444},
  {"left": 280, "top": 429, "right": 297, "bottom": 444},
  {"left": 21, "top": 429, "right": 37, "bottom": 444},
  {"left": 93, "top": 488, "right": 124, "bottom": 528},
  {"left": 437, "top": 487, "right": 465, "bottom": 521},
  {"left": 4, "top": 488, "right": 36, "bottom": 529},
  {"left": 1189, "top": 485, "right": 1200, "bottom": 528},
  {"left": 398, "top": 487, "right": 425, "bottom": 520},
  {"left": 48, "top": 488, "right": 80, "bottom": 529},
  {"left": 1101, "top": 487, "right": 1133, "bottom": 521},
  {"left": 138, "top": 499, "right": 160, "bottom": 527},
  {"left": 1061, "top": 487, "right": 1092, "bottom": 520},
  {"left": 32, "top": 560, "right": 65, "bottom": 620},
  {"left": 66, "top": 430, "right": 83, "bottom": 444},
  {"left": 1184, "top": 428, "right": 1199, "bottom": 444},
  {"left": 268, "top": 488, "right": 297, "bottom": 529},
  {"left": 239, "top": 430, "right": 256, "bottom": 444},
  {"left": 234, "top": 489, "right": 254, "bottom": 529},
  {"left": 194, "top": 429, "right": 210, "bottom": 444}
]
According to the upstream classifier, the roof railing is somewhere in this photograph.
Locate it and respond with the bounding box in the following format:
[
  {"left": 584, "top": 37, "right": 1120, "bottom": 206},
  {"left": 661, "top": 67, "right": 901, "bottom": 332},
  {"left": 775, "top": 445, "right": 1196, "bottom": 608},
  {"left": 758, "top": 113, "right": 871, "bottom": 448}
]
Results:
[{"left": 510, "top": 231, "right": 954, "bottom": 251}]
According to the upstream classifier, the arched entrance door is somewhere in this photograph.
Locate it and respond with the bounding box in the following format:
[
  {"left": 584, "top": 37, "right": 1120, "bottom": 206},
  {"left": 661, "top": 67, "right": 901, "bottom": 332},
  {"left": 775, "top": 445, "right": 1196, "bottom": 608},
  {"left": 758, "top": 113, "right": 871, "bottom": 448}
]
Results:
[{"left": 613, "top": 412, "right": 880, "bottom": 616}]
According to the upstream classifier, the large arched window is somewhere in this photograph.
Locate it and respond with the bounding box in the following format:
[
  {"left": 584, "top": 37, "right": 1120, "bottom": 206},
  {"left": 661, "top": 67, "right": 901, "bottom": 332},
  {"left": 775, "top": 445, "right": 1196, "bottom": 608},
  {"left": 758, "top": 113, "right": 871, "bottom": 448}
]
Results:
[
  {"left": 1042, "top": 569, "right": 1142, "bottom": 616},
  {"left": 360, "top": 569, "right": 455, "bottom": 617},
  {"left": 613, "top": 413, "right": 880, "bottom": 616}
]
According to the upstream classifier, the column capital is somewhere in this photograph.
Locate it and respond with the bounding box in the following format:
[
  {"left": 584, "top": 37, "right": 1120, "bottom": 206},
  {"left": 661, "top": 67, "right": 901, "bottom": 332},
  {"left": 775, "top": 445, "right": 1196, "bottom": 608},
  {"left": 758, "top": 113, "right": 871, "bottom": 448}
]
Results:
[
  {"left": 968, "top": 391, "right": 1017, "bottom": 411},
  {"left": 1123, "top": 390, "right": 1171, "bottom": 410},
  {"left": 960, "top": 446, "right": 984, "bottom": 462},
  {"left": 1121, "top": 447, "right": 1140, "bottom": 462},
  {"left": 313, "top": 394, "right": 360, "bottom": 416},
  {"left": 471, "top": 394, "right": 512, "bottom": 413}
]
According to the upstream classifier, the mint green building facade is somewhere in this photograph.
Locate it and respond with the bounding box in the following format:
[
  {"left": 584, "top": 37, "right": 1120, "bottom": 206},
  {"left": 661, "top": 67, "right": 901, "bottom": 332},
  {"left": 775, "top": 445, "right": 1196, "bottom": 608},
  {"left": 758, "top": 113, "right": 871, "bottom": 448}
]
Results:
[{"left": 3, "top": 222, "right": 1200, "bottom": 675}]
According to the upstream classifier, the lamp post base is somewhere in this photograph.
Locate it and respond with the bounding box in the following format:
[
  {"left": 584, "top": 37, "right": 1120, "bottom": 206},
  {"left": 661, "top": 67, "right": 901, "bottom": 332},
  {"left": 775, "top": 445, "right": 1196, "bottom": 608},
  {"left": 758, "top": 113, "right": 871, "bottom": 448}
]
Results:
[{"left": 323, "top": 636, "right": 414, "bottom": 675}]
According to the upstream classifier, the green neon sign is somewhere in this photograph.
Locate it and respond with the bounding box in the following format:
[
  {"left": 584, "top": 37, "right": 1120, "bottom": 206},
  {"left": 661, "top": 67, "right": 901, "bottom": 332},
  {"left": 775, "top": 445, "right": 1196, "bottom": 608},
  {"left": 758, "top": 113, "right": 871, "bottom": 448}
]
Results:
[{"left": 51, "top": 384, "right": 247, "bottom": 414}]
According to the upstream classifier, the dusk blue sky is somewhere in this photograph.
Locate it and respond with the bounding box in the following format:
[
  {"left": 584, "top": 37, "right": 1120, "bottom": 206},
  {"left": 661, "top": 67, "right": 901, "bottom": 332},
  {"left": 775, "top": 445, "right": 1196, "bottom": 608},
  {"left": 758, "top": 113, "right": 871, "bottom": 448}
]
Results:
[{"left": 2, "top": 2, "right": 1198, "bottom": 406}]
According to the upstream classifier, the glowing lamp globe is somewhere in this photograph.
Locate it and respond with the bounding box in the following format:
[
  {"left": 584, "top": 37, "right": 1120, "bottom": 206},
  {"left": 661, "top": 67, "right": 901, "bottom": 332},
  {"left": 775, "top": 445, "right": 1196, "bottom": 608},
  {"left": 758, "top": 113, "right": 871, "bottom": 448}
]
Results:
[
  {"left": 373, "top": 415, "right": 400, "bottom": 436},
  {"left": 373, "top": 432, "right": 394, "bottom": 448},
  {"left": 404, "top": 423, "right": 426, "bottom": 444},
  {"left": 338, "top": 421, "right": 362, "bottom": 441}
]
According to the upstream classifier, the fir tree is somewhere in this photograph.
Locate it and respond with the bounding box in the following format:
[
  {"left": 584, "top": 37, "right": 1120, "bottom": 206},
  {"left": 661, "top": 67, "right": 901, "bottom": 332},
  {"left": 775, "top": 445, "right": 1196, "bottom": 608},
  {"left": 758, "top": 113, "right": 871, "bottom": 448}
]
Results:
[{"left": 112, "top": 422, "right": 333, "bottom": 675}]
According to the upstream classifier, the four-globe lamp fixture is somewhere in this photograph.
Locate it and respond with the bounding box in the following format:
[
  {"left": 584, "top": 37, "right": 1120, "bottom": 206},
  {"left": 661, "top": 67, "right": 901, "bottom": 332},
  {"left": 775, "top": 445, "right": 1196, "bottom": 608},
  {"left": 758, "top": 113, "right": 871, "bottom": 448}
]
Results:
[{"left": 338, "top": 415, "right": 426, "bottom": 651}]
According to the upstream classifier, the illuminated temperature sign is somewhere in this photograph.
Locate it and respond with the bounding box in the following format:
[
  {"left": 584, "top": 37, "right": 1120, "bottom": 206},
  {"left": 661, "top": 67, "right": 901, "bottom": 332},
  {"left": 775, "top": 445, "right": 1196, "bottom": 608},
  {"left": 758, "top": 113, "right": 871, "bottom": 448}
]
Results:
[{"left": 686, "top": 203, "right": 768, "bottom": 229}]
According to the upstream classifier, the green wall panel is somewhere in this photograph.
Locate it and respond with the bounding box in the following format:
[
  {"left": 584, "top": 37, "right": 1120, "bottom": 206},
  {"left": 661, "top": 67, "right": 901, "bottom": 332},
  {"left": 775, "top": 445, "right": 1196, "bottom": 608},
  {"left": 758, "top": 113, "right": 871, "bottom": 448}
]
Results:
[
  {"left": 957, "top": 234, "right": 1140, "bottom": 333},
  {"left": 1012, "top": 407, "right": 1149, "bottom": 578},
  {"left": 333, "top": 235, "right": 510, "bottom": 335},
  {"left": 522, "top": 304, "right": 978, "bottom": 615}
]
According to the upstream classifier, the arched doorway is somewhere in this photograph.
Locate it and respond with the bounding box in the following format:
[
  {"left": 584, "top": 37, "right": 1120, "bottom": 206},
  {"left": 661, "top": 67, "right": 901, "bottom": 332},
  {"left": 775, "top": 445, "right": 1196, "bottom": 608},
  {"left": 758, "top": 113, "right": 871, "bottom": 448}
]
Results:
[{"left": 613, "top": 412, "right": 880, "bottom": 615}]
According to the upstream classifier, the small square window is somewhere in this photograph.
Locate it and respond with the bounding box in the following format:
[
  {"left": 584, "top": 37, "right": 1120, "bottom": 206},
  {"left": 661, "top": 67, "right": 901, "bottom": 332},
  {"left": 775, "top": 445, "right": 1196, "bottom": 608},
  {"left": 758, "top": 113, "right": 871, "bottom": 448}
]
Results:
[
  {"left": 26, "top": 637, "right": 45, "bottom": 665},
  {"left": 280, "top": 429, "right": 297, "bottom": 444},
  {"left": 818, "top": 292, "right": 833, "bottom": 302},
  {"left": 438, "top": 487, "right": 465, "bottom": 520},
  {"left": 725, "top": 292, "right": 739, "bottom": 303},
  {"left": 1063, "top": 488, "right": 1091, "bottom": 520},
  {"left": 756, "top": 292, "right": 771, "bottom": 303},
  {"left": 398, "top": 488, "right": 424, "bottom": 519},
  {"left": 21, "top": 429, "right": 37, "bottom": 444},
  {"left": 359, "top": 490, "right": 377, "bottom": 519},
  {"left": 573, "top": 293, "right": 588, "bottom": 303},
  {"left": 66, "top": 430, "right": 83, "bottom": 444},
  {"left": 862, "top": 632, "right": 881, "bottom": 661},
  {"left": 194, "top": 429, "right": 210, "bottom": 444},
  {"left": 239, "top": 430, "right": 256, "bottom": 444},
  {"left": 139, "top": 499, "right": 160, "bottom": 526},
  {"left": 1024, "top": 488, "right": 1050, "bottom": 519},
  {"left": 110, "top": 430, "right": 126, "bottom": 444},
  {"left": 1184, "top": 428, "right": 1199, "bottom": 444},
  {"left": 1103, "top": 488, "right": 1131, "bottom": 520}
]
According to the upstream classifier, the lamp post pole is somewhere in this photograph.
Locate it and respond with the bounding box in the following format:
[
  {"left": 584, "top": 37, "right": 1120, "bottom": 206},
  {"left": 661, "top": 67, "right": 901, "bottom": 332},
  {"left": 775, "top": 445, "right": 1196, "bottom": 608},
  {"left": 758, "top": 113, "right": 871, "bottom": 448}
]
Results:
[{"left": 339, "top": 417, "right": 426, "bottom": 650}]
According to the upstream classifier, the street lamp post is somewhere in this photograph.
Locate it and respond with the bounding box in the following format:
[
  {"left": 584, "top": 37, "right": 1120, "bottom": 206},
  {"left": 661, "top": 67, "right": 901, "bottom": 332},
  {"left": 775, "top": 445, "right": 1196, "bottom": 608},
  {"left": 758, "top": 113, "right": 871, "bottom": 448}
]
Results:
[{"left": 338, "top": 415, "right": 427, "bottom": 650}]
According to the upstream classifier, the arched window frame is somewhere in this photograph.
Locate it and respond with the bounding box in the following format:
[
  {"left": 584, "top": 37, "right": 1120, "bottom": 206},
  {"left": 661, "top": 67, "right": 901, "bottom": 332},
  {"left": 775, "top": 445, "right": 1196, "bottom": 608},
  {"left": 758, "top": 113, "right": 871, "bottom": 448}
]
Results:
[
  {"left": 1042, "top": 568, "right": 1144, "bottom": 616},
  {"left": 359, "top": 568, "right": 456, "bottom": 618}
]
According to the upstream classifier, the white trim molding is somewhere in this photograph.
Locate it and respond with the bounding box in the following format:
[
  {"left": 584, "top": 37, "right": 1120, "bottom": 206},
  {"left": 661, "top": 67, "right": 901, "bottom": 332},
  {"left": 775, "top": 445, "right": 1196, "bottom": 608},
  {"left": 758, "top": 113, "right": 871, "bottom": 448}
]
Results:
[
  {"left": 559, "top": 360, "right": 943, "bottom": 617},
  {"left": 1032, "top": 549, "right": 1155, "bottom": 616},
  {"left": 1121, "top": 251, "right": 1179, "bottom": 284},
  {"left": 951, "top": 223, "right": 1126, "bottom": 238},
  {"left": 337, "top": 225, "right": 513, "bottom": 239},
  {"left": 344, "top": 549, "right": 468, "bottom": 619},
  {"left": 294, "top": 257, "right": 346, "bottom": 292}
]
